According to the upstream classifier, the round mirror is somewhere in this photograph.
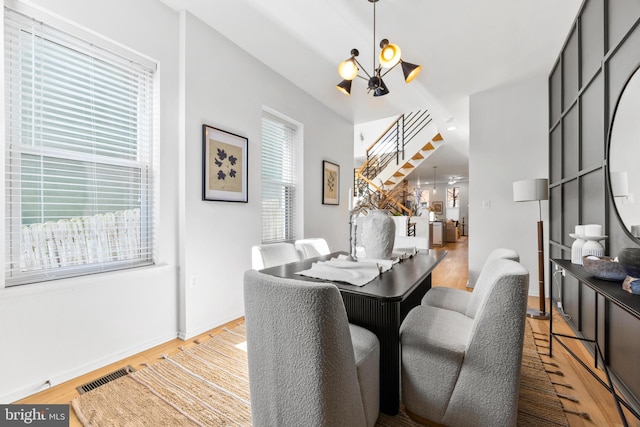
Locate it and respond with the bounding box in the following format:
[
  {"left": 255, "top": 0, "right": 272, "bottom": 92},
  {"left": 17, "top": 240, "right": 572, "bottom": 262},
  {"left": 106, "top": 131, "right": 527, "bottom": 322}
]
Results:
[{"left": 608, "top": 64, "right": 640, "bottom": 243}]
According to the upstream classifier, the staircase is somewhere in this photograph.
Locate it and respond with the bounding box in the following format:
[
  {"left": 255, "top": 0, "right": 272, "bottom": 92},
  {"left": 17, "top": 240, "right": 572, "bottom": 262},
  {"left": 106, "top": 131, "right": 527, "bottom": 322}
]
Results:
[{"left": 355, "top": 110, "right": 444, "bottom": 216}]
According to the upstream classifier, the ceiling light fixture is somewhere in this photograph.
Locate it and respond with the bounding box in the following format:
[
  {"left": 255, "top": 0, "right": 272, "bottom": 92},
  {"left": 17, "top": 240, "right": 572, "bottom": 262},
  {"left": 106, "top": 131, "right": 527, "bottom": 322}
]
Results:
[
  {"left": 336, "top": 0, "right": 422, "bottom": 97},
  {"left": 448, "top": 177, "right": 457, "bottom": 185},
  {"left": 432, "top": 166, "right": 437, "bottom": 193}
]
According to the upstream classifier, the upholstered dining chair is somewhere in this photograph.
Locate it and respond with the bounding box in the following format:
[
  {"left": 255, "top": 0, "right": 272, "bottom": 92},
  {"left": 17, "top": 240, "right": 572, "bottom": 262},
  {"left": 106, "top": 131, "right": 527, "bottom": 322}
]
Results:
[
  {"left": 294, "top": 237, "right": 331, "bottom": 259},
  {"left": 243, "top": 269, "right": 380, "bottom": 427},
  {"left": 400, "top": 259, "right": 529, "bottom": 427},
  {"left": 420, "top": 247, "right": 520, "bottom": 314},
  {"left": 251, "top": 242, "right": 301, "bottom": 270}
]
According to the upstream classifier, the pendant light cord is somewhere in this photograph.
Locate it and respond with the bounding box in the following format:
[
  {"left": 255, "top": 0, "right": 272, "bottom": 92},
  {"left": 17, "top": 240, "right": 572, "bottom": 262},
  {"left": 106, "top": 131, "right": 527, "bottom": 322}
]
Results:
[{"left": 373, "top": 1, "right": 376, "bottom": 73}]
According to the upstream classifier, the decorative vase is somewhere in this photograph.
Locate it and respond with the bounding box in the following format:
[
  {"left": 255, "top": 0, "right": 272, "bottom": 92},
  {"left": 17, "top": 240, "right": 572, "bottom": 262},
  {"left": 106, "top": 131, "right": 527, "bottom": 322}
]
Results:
[
  {"left": 580, "top": 224, "right": 606, "bottom": 259},
  {"left": 581, "top": 238, "right": 605, "bottom": 258},
  {"left": 618, "top": 248, "right": 640, "bottom": 278},
  {"left": 570, "top": 225, "right": 586, "bottom": 265},
  {"left": 361, "top": 209, "right": 396, "bottom": 259}
]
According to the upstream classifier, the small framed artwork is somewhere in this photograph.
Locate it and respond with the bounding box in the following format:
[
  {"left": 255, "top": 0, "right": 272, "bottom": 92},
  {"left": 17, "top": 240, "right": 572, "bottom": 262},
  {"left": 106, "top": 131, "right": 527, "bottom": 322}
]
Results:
[
  {"left": 202, "top": 124, "right": 248, "bottom": 202},
  {"left": 432, "top": 201, "right": 444, "bottom": 215},
  {"left": 322, "top": 161, "right": 340, "bottom": 205}
]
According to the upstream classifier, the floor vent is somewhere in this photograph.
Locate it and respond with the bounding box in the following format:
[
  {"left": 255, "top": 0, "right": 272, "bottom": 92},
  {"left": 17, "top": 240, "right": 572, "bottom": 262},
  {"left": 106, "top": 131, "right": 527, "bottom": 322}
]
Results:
[{"left": 76, "top": 366, "right": 135, "bottom": 395}]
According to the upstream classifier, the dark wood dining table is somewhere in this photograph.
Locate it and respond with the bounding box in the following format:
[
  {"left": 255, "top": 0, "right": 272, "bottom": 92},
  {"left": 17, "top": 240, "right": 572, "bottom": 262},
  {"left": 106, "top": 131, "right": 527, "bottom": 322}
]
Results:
[{"left": 259, "top": 249, "right": 448, "bottom": 415}]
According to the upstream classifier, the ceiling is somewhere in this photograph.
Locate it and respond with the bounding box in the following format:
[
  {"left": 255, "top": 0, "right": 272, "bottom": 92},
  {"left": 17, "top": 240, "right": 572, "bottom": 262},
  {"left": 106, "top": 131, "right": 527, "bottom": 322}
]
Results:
[{"left": 159, "top": 0, "right": 582, "bottom": 185}]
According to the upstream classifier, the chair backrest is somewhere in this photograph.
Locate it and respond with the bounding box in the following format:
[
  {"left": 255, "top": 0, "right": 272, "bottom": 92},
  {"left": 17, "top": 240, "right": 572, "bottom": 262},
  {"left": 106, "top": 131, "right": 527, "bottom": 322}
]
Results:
[
  {"left": 446, "top": 259, "right": 529, "bottom": 427},
  {"left": 466, "top": 248, "right": 520, "bottom": 318},
  {"left": 392, "top": 216, "right": 408, "bottom": 237},
  {"left": 243, "top": 269, "right": 367, "bottom": 426},
  {"left": 294, "top": 238, "right": 331, "bottom": 259},
  {"left": 251, "top": 242, "right": 301, "bottom": 270},
  {"left": 484, "top": 247, "right": 520, "bottom": 265},
  {"left": 394, "top": 235, "right": 429, "bottom": 251}
]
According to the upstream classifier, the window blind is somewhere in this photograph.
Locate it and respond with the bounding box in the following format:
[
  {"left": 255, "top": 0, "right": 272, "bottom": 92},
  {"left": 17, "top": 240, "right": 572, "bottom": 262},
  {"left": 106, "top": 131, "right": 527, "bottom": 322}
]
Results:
[
  {"left": 261, "top": 113, "right": 297, "bottom": 243},
  {"left": 4, "top": 7, "right": 156, "bottom": 286}
]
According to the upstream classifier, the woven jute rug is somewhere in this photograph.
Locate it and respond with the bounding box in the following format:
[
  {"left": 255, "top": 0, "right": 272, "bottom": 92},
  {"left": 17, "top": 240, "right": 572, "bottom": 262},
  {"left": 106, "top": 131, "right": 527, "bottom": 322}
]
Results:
[{"left": 72, "top": 321, "right": 568, "bottom": 426}]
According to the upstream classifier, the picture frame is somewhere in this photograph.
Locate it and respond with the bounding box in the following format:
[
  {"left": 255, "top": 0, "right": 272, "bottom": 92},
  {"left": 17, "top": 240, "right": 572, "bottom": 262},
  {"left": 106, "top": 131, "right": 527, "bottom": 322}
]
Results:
[
  {"left": 322, "top": 161, "right": 340, "bottom": 205},
  {"left": 202, "top": 124, "right": 248, "bottom": 202},
  {"left": 432, "top": 201, "right": 444, "bottom": 215}
]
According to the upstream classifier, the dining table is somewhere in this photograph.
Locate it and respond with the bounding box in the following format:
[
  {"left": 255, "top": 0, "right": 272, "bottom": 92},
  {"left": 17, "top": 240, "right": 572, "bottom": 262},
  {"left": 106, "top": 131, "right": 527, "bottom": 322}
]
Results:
[{"left": 259, "top": 248, "right": 448, "bottom": 415}]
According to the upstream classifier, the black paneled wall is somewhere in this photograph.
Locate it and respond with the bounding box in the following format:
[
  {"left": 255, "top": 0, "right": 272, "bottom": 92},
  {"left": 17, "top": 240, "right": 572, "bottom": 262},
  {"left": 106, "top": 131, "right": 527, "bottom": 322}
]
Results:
[{"left": 549, "top": 0, "right": 640, "bottom": 410}]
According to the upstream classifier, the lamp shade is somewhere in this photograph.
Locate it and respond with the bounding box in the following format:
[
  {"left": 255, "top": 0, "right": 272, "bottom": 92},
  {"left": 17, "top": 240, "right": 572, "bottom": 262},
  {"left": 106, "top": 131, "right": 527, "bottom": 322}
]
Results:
[
  {"left": 401, "top": 61, "right": 422, "bottom": 83},
  {"left": 338, "top": 58, "right": 358, "bottom": 81},
  {"left": 379, "top": 39, "right": 401, "bottom": 68},
  {"left": 513, "top": 178, "right": 549, "bottom": 202},
  {"left": 610, "top": 171, "right": 629, "bottom": 197},
  {"left": 373, "top": 78, "right": 389, "bottom": 97},
  {"left": 336, "top": 79, "right": 352, "bottom": 96}
]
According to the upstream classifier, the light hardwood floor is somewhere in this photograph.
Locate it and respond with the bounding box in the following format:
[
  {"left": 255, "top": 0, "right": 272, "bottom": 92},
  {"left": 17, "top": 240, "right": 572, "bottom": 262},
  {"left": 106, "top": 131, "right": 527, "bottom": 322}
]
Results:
[{"left": 15, "top": 237, "right": 640, "bottom": 426}]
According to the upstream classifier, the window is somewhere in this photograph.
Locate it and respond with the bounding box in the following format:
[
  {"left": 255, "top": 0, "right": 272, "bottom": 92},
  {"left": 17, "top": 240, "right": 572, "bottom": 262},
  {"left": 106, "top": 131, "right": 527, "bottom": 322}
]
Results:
[
  {"left": 261, "top": 112, "right": 297, "bottom": 243},
  {"left": 4, "top": 6, "right": 156, "bottom": 286},
  {"left": 447, "top": 187, "right": 459, "bottom": 208}
]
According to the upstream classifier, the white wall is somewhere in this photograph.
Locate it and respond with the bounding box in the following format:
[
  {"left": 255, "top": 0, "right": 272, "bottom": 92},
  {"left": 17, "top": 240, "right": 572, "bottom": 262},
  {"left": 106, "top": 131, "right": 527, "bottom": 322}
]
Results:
[
  {"left": 353, "top": 115, "right": 398, "bottom": 159},
  {"left": 179, "top": 12, "right": 353, "bottom": 338},
  {"left": 0, "top": 0, "right": 181, "bottom": 402},
  {"left": 468, "top": 76, "right": 549, "bottom": 297},
  {"left": 0, "top": 0, "right": 354, "bottom": 402}
]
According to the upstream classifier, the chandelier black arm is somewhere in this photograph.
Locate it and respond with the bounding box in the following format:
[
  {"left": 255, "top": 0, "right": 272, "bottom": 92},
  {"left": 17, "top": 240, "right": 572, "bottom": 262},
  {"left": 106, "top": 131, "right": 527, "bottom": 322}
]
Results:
[
  {"left": 379, "top": 62, "right": 400, "bottom": 78},
  {"left": 353, "top": 56, "right": 373, "bottom": 80}
]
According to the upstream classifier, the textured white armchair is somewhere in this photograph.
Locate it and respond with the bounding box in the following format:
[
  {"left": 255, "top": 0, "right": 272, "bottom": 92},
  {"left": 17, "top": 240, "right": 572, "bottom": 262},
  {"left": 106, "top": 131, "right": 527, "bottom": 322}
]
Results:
[
  {"left": 421, "top": 247, "right": 520, "bottom": 313},
  {"left": 251, "top": 242, "right": 301, "bottom": 270},
  {"left": 393, "top": 236, "right": 429, "bottom": 251},
  {"left": 400, "top": 259, "right": 529, "bottom": 426},
  {"left": 244, "top": 270, "right": 380, "bottom": 427},
  {"left": 294, "top": 237, "right": 331, "bottom": 259}
]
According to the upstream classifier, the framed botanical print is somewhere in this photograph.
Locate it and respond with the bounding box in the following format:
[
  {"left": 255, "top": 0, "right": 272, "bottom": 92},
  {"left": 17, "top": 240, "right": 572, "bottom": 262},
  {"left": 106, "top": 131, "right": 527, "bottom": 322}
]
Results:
[
  {"left": 432, "top": 201, "right": 443, "bottom": 215},
  {"left": 322, "top": 161, "right": 339, "bottom": 205},
  {"left": 202, "top": 124, "right": 248, "bottom": 202}
]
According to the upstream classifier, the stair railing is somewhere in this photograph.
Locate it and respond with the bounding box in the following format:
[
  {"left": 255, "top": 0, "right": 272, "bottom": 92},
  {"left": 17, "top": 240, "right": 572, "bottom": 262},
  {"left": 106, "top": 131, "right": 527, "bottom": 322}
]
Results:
[
  {"left": 355, "top": 175, "right": 412, "bottom": 217},
  {"left": 359, "top": 110, "right": 432, "bottom": 183},
  {"left": 355, "top": 110, "right": 433, "bottom": 216}
]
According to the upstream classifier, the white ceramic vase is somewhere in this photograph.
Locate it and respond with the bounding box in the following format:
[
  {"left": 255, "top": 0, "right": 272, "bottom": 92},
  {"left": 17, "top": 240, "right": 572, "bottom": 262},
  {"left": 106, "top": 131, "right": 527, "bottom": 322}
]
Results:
[
  {"left": 571, "top": 238, "right": 586, "bottom": 264},
  {"left": 361, "top": 209, "right": 396, "bottom": 259},
  {"left": 582, "top": 239, "right": 605, "bottom": 258}
]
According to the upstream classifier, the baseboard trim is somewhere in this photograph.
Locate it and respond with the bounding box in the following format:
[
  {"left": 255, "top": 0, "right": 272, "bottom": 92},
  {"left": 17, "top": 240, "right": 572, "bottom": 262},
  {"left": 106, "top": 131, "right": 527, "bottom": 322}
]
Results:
[
  {"left": 3, "top": 331, "right": 178, "bottom": 403},
  {"left": 178, "top": 313, "right": 245, "bottom": 341}
]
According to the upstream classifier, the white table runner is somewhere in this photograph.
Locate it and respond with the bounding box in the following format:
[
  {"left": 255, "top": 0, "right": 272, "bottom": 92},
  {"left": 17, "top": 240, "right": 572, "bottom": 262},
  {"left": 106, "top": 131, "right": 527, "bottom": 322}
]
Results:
[{"left": 295, "top": 250, "right": 417, "bottom": 286}]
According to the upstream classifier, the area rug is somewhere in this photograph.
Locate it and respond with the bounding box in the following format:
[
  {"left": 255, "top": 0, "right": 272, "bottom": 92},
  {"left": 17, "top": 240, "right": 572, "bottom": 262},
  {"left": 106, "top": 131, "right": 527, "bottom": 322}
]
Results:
[{"left": 72, "top": 321, "right": 567, "bottom": 426}]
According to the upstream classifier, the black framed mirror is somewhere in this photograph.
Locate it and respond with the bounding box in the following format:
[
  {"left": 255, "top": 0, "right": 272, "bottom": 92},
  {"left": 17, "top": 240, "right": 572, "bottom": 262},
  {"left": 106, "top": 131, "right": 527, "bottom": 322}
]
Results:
[{"left": 607, "top": 63, "right": 640, "bottom": 243}]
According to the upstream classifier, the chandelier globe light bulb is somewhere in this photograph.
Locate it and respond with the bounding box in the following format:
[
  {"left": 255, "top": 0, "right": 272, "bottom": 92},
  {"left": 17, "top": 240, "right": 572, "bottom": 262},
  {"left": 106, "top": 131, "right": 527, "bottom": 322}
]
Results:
[{"left": 338, "top": 59, "right": 359, "bottom": 81}]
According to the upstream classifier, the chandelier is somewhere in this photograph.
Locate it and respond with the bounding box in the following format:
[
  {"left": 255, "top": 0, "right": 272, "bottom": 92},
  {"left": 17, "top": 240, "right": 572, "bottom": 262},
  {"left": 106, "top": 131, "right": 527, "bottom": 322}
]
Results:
[{"left": 336, "top": 0, "right": 422, "bottom": 97}]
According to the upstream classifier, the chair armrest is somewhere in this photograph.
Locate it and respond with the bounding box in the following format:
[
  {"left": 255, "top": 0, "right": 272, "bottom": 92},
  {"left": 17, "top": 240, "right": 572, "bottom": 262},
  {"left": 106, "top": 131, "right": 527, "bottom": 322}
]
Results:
[{"left": 421, "top": 287, "right": 471, "bottom": 314}]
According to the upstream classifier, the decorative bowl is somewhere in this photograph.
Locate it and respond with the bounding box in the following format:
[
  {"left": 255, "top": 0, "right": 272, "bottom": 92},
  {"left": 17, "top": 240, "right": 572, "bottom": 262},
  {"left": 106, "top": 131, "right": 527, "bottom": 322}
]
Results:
[
  {"left": 622, "top": 276, "right": 640, "bottom": 295},
  {"left": 618, "top": 248, "right": 640, "bottom": 278},
  {"left": 582, "top": 255, "right": 627, "bottom": 281}
]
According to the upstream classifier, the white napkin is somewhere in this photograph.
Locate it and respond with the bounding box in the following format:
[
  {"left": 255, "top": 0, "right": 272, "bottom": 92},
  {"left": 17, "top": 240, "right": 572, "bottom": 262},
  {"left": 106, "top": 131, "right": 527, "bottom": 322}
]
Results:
[
  {"left": 296, "top": 258, "right": 385, "bottom": 286},
  {"left": 335, "top": 254, "right": 395, "bottom": 271},
  {"left": 392, "top": 247, "right": 418, "bottom": 260}
]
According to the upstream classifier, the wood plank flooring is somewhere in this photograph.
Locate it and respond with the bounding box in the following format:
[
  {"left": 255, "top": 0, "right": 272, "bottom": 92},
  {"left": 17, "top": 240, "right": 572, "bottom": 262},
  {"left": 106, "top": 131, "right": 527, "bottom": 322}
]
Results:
[{"left": 15, "top": 237, "right": 640, "bottom": 426}]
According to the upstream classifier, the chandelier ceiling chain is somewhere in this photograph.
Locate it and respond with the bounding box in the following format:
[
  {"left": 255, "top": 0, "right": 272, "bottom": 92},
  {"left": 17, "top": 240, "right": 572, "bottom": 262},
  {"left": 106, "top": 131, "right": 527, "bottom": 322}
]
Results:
[{"left": 336, "top": 0, "right": 422, "bottom": 97}]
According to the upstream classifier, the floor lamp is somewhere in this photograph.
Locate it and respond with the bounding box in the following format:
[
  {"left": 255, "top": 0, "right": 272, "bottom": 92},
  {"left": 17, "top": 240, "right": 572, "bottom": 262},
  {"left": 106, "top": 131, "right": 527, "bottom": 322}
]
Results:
[{"left": 513, "top": 178, "right": 549, "bottom": 320}]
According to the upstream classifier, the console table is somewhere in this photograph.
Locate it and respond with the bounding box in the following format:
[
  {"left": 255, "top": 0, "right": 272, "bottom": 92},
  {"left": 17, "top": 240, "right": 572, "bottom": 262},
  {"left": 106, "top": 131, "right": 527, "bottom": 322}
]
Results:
[
  {"left": 260, "top": 250, "right": 447, "bottom": 415},
  {"left": 550, "top": 259, "right": 640, "bottom": 423}
]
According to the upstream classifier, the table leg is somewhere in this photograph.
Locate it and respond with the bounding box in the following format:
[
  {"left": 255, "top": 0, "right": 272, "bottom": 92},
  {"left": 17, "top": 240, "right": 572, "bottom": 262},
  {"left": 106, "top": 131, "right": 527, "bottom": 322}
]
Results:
[
  {"left": 342, "top": 294, "right": 401, "bottom": 415},
  {"left": 341, "top": 276, "right": 431, "bottom": 415}
]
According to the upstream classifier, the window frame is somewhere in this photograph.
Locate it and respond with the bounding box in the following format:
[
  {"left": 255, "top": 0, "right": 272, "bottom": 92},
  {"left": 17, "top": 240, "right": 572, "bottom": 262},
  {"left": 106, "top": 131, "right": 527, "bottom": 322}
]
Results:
[
  {"left": 3, "top": 2, "right": 158, "bottom": 287},
  {"left": 260, "top": 109, "right": 302, "bottom": 244},
  {"left": 447, "top": 186, "right": 460, "bottom": 208}
]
